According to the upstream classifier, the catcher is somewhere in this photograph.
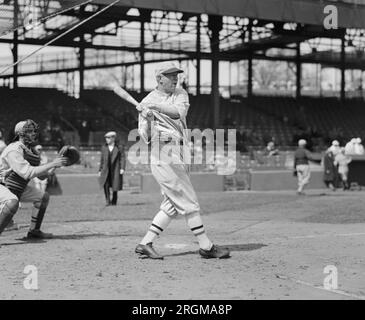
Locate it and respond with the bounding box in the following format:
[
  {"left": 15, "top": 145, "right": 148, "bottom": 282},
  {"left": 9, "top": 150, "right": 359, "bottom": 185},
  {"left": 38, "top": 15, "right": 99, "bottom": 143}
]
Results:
[{"left": 0, "top": 120, "right": 70, "bottom": 242}]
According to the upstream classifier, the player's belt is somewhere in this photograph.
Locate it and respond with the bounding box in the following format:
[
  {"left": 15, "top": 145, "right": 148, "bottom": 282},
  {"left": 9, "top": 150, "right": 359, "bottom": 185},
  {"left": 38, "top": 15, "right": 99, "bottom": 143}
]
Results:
[{"left": 158, "top": 137, "right": 184, "bottom": 145}]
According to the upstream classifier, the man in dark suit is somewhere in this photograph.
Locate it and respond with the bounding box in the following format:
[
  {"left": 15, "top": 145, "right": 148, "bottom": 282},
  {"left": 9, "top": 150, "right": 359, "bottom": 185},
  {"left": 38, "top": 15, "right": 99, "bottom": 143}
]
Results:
[{"left": 98, "top": 131, "right": 126, "bottom": 206}]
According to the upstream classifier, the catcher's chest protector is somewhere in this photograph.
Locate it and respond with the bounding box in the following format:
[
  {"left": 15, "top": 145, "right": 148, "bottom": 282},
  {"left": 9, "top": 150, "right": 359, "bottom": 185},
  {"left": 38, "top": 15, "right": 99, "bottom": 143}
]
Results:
[{"left": 5, "top": 146, "right": 40, "bottom": 198}]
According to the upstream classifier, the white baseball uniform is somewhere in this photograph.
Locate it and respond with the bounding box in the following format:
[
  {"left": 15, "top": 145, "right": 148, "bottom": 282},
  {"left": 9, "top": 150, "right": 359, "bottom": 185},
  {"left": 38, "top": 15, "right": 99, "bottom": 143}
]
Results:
[{"left": 140, "top": 87, "right": 199, "bottom": 216}]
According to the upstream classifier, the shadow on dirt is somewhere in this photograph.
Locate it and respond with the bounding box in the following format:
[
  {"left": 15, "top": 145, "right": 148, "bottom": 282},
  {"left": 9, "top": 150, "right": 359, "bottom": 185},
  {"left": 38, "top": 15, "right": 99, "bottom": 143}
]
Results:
[
  {"left": 164, "top": 243, "right": 267, "bottom": 257},
  {"left": 2, "top": 233, "right": 134, "bottom": 245},
  {"left": 49, "top": 233, "right": 134, "bottom": 240},
  {"left": 225, "top": 243, "right": 267, "bottom": 251},
  {"left": 1, "top": 239, "right": 47, "bottom": 246}
]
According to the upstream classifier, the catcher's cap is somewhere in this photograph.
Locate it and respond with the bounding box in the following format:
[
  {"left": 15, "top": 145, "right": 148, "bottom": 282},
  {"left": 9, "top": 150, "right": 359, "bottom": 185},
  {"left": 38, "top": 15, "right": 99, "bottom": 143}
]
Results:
[
  {"left": 155, "top": 62, "right": 183, "bottom": 77},
  {"left": 14, "top": 121, "right": 27, "bottom": 135},
  {"left": 104, "top": 131, "right": 117, "bottom": 138},
  {"left": 298, "top": 139, "right": 307, "bottom": 146}
]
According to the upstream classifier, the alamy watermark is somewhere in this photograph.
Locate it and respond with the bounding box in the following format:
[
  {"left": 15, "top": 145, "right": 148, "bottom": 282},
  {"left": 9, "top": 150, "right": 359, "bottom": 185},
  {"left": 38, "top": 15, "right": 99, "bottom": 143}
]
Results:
[
  {"left": 323, "top": 265, "right": 338, "bottom": 290},
  {"left": 127, "top": 127, "right": 237, "bottom": 175},
  {"left": 323, "top": 5, "right": 338, "bottom": 30},
  {"left": 23, "top": 265, "right": 38, "bottom": 290}
]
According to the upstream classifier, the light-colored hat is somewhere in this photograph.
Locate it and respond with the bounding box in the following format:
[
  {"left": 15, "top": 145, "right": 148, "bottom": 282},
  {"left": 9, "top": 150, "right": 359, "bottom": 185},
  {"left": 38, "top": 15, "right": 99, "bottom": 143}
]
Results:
[
  {"left": 14, "top": 121, "right": 27, "bottom": 135},
  {"left": 155, "top": 62, "right": 183, "bottom": 77},
  {"left": 332, "top": 140, "right": 339, "bottom": 146},
  {"left": 298, "top": 139, "right": 307, "bottom": 146},
  {"left": 104, "top": 131, "right": 116, "bottom": 138},
  {"left": 351, "top": 138, "right": 356, "bottom": 143},
  {"left": 356, "top": 137, "right": 362, "bottom": 143}
]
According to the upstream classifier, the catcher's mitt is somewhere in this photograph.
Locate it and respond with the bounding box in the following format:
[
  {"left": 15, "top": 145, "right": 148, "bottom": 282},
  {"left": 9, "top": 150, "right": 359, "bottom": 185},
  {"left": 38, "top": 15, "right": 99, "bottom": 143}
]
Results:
[{"left": 59, "top": 145, "right": 80, "bottom": 166}]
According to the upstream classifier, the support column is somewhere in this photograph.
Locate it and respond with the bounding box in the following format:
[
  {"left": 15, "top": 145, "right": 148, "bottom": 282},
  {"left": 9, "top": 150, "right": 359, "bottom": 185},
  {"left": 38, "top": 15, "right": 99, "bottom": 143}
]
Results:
[
  {"left": 228, "top": 61, "right": 232, "bottom": 97},
  {"left": 208, "top": 15, "right": 222, "bottom": 128},
  {"left": 196, "top": 15, "right": 201, "bottom": 96},
  {"left": 140, "top": 20, "right": 145, "bottom": 93},
  {"left": 296, "top": 42, "right": 301, "bottom": 99},
  {"left": 341, "top": 36, "right": 346, "bottom": 102},
  {"left": 247, "top": 21, "right": 253, "bottom": 98},
  {"left": 79, "top": 36, "right": 85, "bottom": 98},
  {"left": 12, "top": 30, "right": 18, "bottom": 89},
  {"left": 12, "top": 0, "right": 19, "bottom": 89}
]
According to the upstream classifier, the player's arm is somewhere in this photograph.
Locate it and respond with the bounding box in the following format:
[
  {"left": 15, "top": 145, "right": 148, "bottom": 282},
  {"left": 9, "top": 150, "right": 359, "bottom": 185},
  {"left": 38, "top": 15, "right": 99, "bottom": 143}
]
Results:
[
  {"left": 303, "top": 149, "right": 311, "bottom": 159},
  {"left": 6, "top": 150, "right": 67, "bottom": 180},
  {"left": 145, "top": 91, "right": 189, "bottom": 120},
  {"left": 146, "top": 103, "right": 180, "bottom": 119}
]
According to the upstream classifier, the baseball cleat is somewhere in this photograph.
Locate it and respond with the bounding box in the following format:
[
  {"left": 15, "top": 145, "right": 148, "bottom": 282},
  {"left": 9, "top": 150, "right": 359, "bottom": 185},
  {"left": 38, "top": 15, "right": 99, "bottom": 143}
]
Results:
[
  {"left": 135, "top": 243, "right": 164, "bottom": 260},
  {"left": 199, "top": 245, "right": 230, "bottom": 259},
  {"left": 26, "top": 229, "right": 53, "bottom": 240}
]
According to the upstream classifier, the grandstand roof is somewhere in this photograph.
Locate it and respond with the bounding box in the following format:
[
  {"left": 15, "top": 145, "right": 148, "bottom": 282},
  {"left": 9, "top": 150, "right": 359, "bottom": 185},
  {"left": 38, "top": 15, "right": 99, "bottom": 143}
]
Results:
[{"left": 95, "top": 0, "right": 365, "bottom": 29}]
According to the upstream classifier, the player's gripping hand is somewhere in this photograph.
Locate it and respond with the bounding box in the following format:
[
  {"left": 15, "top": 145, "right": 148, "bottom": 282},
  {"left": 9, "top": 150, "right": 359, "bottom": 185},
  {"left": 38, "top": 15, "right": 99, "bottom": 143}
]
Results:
[
  {"left": 138, "top": 103, "right": 154, "bottom": 119},
  {"left": 52, "top": 157, "right": 68, "bottom": 168}
]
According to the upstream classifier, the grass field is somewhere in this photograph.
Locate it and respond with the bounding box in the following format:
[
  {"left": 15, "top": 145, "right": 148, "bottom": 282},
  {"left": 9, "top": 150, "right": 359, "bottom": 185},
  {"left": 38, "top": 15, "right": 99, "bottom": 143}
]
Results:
[{"left": 1, "top": 189, "right": 365, "bottom": 299}]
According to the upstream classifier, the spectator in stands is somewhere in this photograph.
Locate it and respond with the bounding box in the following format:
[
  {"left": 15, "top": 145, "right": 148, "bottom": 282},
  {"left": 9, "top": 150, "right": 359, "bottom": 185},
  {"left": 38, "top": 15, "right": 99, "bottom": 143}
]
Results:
[
  {"left": 334, "top": 147, "right": 352, "bottom": 190},
  {"left": 323, "top": 150, "right": 337, "bottom": 191},
  {"left": 345, "top": 138, "right": 356, "bottom": 155},
  {"left": 263, "top": 141, "right": 279, "bottom": 157},
  {"left": 354, "top": 137, "right": 365, "bottom": 155},
  {"left": 293, "top": 139, "right": 312, "bottom": 195},
  {"left": 98, "top": 131, "right": 126, "bottom": 206},
  {"left": 328, "top": 140, "right": 341, "bottom": 156}
]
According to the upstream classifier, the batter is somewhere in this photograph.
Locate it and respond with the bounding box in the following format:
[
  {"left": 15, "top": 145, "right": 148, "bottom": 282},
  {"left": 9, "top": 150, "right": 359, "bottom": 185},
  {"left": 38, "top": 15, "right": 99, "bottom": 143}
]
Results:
[{"left": 134, "top": 62, "right": 230, "bottom": 260}]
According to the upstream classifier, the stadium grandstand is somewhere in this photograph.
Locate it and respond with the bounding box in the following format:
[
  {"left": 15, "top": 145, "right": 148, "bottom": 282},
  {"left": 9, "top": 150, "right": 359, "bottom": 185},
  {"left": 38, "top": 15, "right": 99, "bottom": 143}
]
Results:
[{"left": 1, "top": 0, "right": 365, "bottom": 188}]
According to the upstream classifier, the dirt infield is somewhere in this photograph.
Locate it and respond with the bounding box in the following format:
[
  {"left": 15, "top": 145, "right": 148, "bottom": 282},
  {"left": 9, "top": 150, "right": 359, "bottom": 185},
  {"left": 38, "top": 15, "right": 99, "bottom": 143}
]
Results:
[{"left": 1, "top": 190, "right": 365, "bottom": 300}]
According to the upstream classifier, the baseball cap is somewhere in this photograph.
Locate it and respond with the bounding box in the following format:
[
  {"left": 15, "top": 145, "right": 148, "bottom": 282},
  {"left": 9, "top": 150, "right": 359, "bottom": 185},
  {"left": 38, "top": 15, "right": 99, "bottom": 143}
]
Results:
[
  {"left": 356, "top": 137, "right": 362, "bottom": 143},
  {"left": 14, "top": 121, "right": 27, "bottom": 135},
  {"left": 298, "top": 139, "right": 307, "bottom": 146},
  {"left": 332, "top": 140, "right": 339, "bottom": 146},
  {"left": 104, "top": 131, "right": 116, "bottom": 138},
  {"left": 155, "top": 62, "right": 183, "bottom": 77}
]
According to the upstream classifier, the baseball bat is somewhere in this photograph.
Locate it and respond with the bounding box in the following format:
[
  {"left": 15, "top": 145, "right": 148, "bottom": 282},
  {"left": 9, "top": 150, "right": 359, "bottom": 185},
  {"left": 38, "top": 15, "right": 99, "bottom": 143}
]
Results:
[{"left": 111, "top": 77, "right": 153, "bottom": 117}]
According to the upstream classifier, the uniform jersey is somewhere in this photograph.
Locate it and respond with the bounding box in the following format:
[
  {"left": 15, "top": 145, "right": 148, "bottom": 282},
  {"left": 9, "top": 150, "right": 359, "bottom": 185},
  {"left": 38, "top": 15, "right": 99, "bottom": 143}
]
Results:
[
  {"left": 0, "top": 141, "right": 46, "bottom": 204},
  {"left": 0, "top": 141, "right": 41, "bottom": 197},
  {"left": 140, "top": 87, "right": 190, "bottom": 142},
  {"left": 294, "top": 147, "right": 311, "bottom": 166},
  {"left": 0, "top": 141, "right": 41, "bottom": 181}
]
